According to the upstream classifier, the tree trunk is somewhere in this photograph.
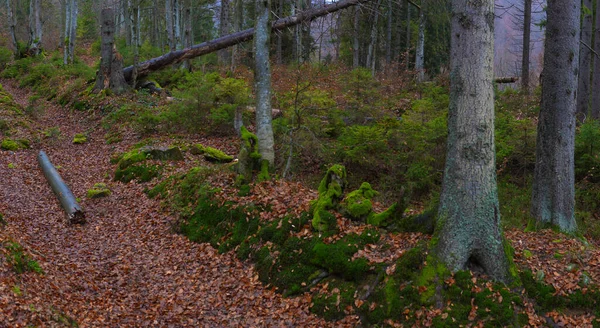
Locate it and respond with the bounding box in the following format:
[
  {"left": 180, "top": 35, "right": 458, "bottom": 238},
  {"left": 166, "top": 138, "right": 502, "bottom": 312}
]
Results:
[
  {"left": 68, "top": 0, "right": 78, "bottom": 64},
  {"left": 592, "top": 0, "right": 600, "bottom": 119},
  {"left": 576, "top": 0, "right": 593, "bottom": 122},
  {"left": 219, "top": 0, "right": 232, "bottom": 65},
  {"left": 231, "top": 0, "right": 243, "bottom": 70},
  {"left": 415, "top": 4, "right": 425, "bottom": 82},
  {"left": 166, "top": 0, "right": 175, "bottom": 51},
  {"left": 94, "top": 7, "right": 128, "bottom": 95},
  {"left": 254, "top": 0, "right": 275, "bottom": 166},
  {"left": 38, "top": 151, "right": 85, "bottom": 224},
  {"left": 123, "top": 0, "right": 131, "bottom": 45},
  {"left": 6, "top": 0, "right": 19, "bottom": 57},
  {"left": 131, "top": 1, "right": 140, "bottom": 87},
  {"left": 531, "top": 0, "right": 579, "bottom": 233},
  {"left": 63, "top": 0, "right": 72, "bottom": 65},
  {"left": 275, "top": 0, "right": 284, "bottom": 64},
  {"left": 28, "top": 0, "right": 43, "bottom": 56},
  {"left": 385, "top": 0, "right": 392, "bottom": 66},
  {"left": 353, "top": 7, "right": 360, "bottom": 68},
  {"left": 366, "top": 0, "right": 382, "bottom": 73},
  {"left": 123, "top": 0, "right": 372, "bottom": 82},
  {"left": 182, "top": 2, "right": 192, "bottom": 70},
  {"left": 435, "top": 0, "right": 514, "bottom": 283},
  {"left": 405, "top": 2, "right": 411, "bottom": 70},
  {"left": 520, "top": 0, "right": 531, "bottom": 93}
]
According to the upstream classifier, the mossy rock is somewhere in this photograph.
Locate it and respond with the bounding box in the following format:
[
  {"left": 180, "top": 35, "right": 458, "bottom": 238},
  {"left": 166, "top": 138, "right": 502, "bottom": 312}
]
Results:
[
  {"left": 114, "top": 164, "right": 160, "bottom": 183},
  {"left": 87, "top": 183, "right": 111, "bottom": 198},
  {"left": 191, "top": 144, "right": 234, "bottom": 163},
  {"left": 73, "top": 133, "right": 87, "bottom": 144},
  {"left": 140, "top": 146, "right": 184, "bottom": 161},
  {"left": 1, "top": 138, "right": 29, "bottom": 151}
]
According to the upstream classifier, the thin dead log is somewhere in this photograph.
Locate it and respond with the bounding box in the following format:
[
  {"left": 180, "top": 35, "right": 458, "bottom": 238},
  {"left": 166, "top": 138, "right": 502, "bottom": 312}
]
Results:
[
  {"left": 494, "top": 77, "right": 519, "bottom": 83},
  {"left": 38, "top": 150, "right": 85, "bottom": 224},
  {"left": 122, "top": 0, "right": 372, "bottom": 82}
]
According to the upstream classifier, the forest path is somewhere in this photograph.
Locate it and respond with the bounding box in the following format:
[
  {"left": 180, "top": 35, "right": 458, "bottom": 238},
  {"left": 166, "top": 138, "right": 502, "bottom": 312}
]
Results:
[{"left": 0, "top": 79, "right": 357, "bottom": 327}]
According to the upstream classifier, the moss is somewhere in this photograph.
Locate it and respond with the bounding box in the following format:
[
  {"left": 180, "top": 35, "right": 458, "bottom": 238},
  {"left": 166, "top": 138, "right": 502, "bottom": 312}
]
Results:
[
  {"left": 0, "top": 213, "right": 6, "bottom": 226},
  {"left": 241, "top": 126, "right": 260, "bottom": 159},
  {"left": 502, "top": 236, "right": 521, "bottom": 287},
  {"left": 104, "top": 131, "right": 123, "bottom": 144},
  {"left": 191, "top": 144, "right": 234, "bottom": 163},
  {"left": 114, "top": 164, "right": 160, "bottom": 183},
  {"left": 1, "top": 138, "right": 28, "bottom": 151},
  {"left": 257, "top": 159, "right": 270, "bottom": 182},
  {"left": 72, "top": 133, "right": 87, "bottom": 144},
  {"left": 311, "top": 165, "right": 347, "bottom": 231},
  {"left": 310, "top": 278, "right": 358, "bottom": 321},
  {"left": 342, "top": 182, "right": 376, "bottom": 220},
  {"left": 367, "top": 203, "right": 398, "bottom": 226},
  {"left": 416, "top": 254, "right": 451, "bottom": 304},
  {"left": 86, "top": 183, "right": 111, "bottom": 198}
]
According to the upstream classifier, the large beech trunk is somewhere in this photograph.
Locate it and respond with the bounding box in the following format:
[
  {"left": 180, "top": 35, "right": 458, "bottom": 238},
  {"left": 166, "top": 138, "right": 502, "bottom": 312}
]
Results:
[
  {"left": 38, "top": 151, "right": 85, "bottom": 224},
  {"left": 122, "top": 0, "right": 371, "bottom": 82},
  {"left": 435, "top": 0, "right": 513, "bottom": 283}
]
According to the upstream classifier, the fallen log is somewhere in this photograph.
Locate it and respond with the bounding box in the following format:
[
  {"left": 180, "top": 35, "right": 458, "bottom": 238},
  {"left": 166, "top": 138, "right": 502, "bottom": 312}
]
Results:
[
  {"left": 122, "top": 0, "right": 371, "bottom": 82},
  {"left": 38, "top": 150, "right": 85, "bottom": 224}
]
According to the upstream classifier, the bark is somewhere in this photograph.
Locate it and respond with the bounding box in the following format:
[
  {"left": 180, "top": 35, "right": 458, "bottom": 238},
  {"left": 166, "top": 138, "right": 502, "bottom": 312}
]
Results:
[
  {"left": 415, "top": 4, "right": 425, "bottom": 82},
  {"left": 219, "top": 0, "right": 231, "bottom": 65},
  {"left": 63, "top": 0, "right": 72, "bottom": 65},
  {"left": 94, "top": 7, "right": 128, "bottom": 95},
  {"left": 352, "top": 7, "right": 360, "bottom": 68},
  {"left": 385, "top": 0, "right": 392, "bottom": 65},
  {"left": 38, "top": 151, "right": 85, "bottom": 224},
  {"left": 166, "top": 0, "right": 175, "bottom": 51},
  {"left": 123, "top": 0, "right": 373, "bottom": 82},
  {"left": 28, "top": 0, "right": 43, "bottom": 56},
  {"left": 405, "top": 2, "right": 411, "bottom": 69},
  {"left": 576, "top": 0, "right": 593, "bottom": 122},
  {"left": 366, "top": 0, "right": 383, "bottom": 73},
  {"left": 592, "top": 0, "right": 600, "bottom": 119},
  {"left": 6, "top": 0, "right": 18, "bottom": 57},
  {"left": 436, "top": 0, "right": 513, "bottom": 282},
  {"left": 275, "top": 0, "right": 283, "bottom": 64},
  {"left": 123, "top": 0, "right": 131, "bottom": 45},
  {"left": 67, "top": 0, "right": 78, "bottom": 64},
  {"left": 131, "top": 1, "right": 140, "bottom": 86},
  {"left": 231, "top": 0, "right": 243, "bottom": 70},
  {"left": 520, "top": 0, "right": 531, "bottom": 93},
  {"left": 531, "top": 0, "right": 579, "bottom": 233},
  {"left": 254, "top": 0, "right": 275, "bottom": 166},
  {"left": 182, "top": 2, "right": 192, "bottom": 70}
]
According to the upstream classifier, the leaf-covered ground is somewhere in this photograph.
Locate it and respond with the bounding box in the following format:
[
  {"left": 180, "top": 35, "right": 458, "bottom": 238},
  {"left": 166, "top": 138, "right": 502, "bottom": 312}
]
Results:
[{"left": 0, "top": 78, "right": 599, "bottom": 327}]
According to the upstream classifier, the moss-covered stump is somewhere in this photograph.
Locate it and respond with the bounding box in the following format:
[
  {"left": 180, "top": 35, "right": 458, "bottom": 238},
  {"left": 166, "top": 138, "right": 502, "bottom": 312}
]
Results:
[
  {"left": 1, "top": 138, "right": 30, "bottom": 151},
  {"left": 113, "top": 146, "right": 183, "bottom": 183},
  {"left": 190, "top": 144, "right": 234, "bottom": 163},
  {"left": 341, "top": 182, "right": 398, "bottom": 226},
  {"left": 236, "top": 127, "right": 262, "bottom": 184},
  {"left": 310, "top": 164, "right": 347, "bottom": 232},
  {"left": 73, "top": 133, "right": 87, "bottom": 144},
  {"left": 87, "top": 183, "right": 111, "bottom": 198}
]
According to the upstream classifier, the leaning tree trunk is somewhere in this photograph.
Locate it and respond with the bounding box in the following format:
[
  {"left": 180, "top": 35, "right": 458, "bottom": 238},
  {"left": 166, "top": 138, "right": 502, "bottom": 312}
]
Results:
[
  {"left": 122, "top": 0, "right": 372, "bottom": 83},
  {"left": 94, "top": 7, "right": 128, "bottom": 94},
  {"left": 435, "top": 0, "right": 514, "bottom": 283},
  {"left": 592, "top": 0, "right": 600, "bottom": 120},
  {"left": 254, "top": 0, "right": 275, "bottom": 166},
  {"left": 531, "top": 0, "right": 579, "bottom": 233},
  {"left": 576, "top": 0, "right": 592, "bottom": 123},
  {"left": 520, "top": 0, "right": 531, "bottom": 93}
]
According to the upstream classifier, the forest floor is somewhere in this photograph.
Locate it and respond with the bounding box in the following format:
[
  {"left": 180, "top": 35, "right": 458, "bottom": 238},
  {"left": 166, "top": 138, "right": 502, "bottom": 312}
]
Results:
[{"left": 0, "top": 78, "right": 599, "bottom": 327}]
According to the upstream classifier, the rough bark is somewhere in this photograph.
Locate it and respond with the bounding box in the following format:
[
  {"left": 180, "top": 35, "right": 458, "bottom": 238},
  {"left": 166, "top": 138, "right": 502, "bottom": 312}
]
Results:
[
  {"left": 366, "top": 0, "right": 383, "bottom": 73},
  {"left": 68, "top": 0, "right": 77, "bottom": 63},
  {"left": 166, "top": 0, "right": 175, "bottom": 51},
  {"left": 122, "top": 0, "right": 372, "bottom": 82},
  {"left": 592, "top": 0, "right": 600, "bottom": 119},
  {"left": 415, "top": 4, "right": 425, "bottom": 82},
  {"left": 6, "top": 0, "right": 19, "bottom": 57},
  {"left": 520, "top": 0, "right": 531, "bottom": 93},
  {"left": 63, "top": 0, "right": 72, "bottom": 65},
  {"left": 531, "top": 0, "right": 579, "bottom": 233},
  {"left": 28, "top": 0, "right": 43, "bottom": 56},
  {"left": 38, "top": 151, "right": 85, "bottom": 224},
  {"left": 576, "top": 0, "right": 593, "bottom": 122},
  {"left": 435, "top": 0, "right": 513, "bottom": 283},
  {"left": 254, "top": 0, "right": 275, "bottom": 166},
  {"left": 94, "top": 7, "right": 128, "bottom": 95}
]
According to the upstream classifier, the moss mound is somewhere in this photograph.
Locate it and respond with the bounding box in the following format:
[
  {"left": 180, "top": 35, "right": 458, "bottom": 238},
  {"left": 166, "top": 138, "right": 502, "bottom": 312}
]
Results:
[
  {"left": 87, "top": 183, "right": 111, "bottom": 198},
  {"left": 73, "top": 133, "right": 88, "bottom": 144},
  {"left": 190, "top": 144, "right": 234, "bottom": 163},
  {"left": 1, "top": 138, "right": 29, "bottom": 151}
]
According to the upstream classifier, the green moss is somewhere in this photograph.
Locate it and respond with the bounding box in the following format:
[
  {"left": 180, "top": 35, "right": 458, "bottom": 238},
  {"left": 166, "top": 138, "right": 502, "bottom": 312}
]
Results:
[
  {"left": 342, "top": 182, "right": 376, "bottom": 219},
  {"left": 191, "top": 144, "right": 234, "bottom": 163},
  {"left": 311, "top": 165, "right": 347, "bottom": 231},
  {"left": 416, "top": 254, "right": 451, "bottom": 304},
  {"left": 257, "top": 159, "right": 270, "bottom": 182},
  {"left": 4, "top": 241, "right": 44, "bottom": 274},
  {"left": 72, "top": 133, "right": 87, "bottom": 144},
  {"left": 310, "top": 279, "right": 358, "bottom": 321},
  {"left": 114, "top": 164, "right": 160, "bottom": 183},
  {"left": 86, "top": 183, "right": 111, "bottom": 198},
  {"left": 1, "top": 138, "right": 28, "bottom": 150},
  {"left": 367, "top": 203, "right": 398, "bottom": 226},
  {"left": 241, "top": 126, "right": 260, "bottom": 159}
]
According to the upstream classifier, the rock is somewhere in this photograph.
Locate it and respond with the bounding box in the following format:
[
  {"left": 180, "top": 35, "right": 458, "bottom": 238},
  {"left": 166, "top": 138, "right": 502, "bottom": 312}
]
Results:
[{"left": 140, "top": 146, "right": 184, "bottom": 161}]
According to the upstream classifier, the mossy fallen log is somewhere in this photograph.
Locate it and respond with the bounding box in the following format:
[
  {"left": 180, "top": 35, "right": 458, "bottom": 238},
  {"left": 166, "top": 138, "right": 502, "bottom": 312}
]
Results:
[{"left": 37, "top": 150, "right": 85, "bottom": 224}]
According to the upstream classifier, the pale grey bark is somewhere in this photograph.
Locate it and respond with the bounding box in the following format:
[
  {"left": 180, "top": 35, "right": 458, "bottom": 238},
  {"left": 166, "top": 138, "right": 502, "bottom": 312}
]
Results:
[
  {"left": 166, "top": 0, "right": 175, "bottom": 51},
  {"left": 592, "top": 0, "right": 600, "bottom": 119},
  {"left": 576, "top": 0, "right": 592, "bottom": 122},
  {"left": 174, "top": 0, "right": 182, "bottom": 50},
  {"left": 231, "top": 0, "right": 243, "bottom": 70},
  {"left": 366, "top": 0, "right": 382, "bottom": 74},
  {"left": 182, "top": 2, "right": 192, "bottom": 69},
  {"left": 131, "top": 1, "right": 140, "bottom": 86},
  {"left": 520, "top": 0, "right": 531, "bottom": 93},
  {"left": 29, "top": 0, "right": 43, "bottom": 55},
  {"left": 6, "top": 0, "right": 18, "bottom": 57},
  {"left": 254, "top": 0, "right": 275, "bottom": 165},
  {"left": 415, "top": 4, "right": 425, "bottom": 82},
  {"left": 405, "top": 2, "right": 411, "bottom": 69},
  {"left": 436, "top": 0, "right": 513, "bottom": 282},
  {"left": 63, "top": 0, "right": 77, "bottom": 64},
  {"left": 531, "top": 0, "right": 579, "bottom": 233}
]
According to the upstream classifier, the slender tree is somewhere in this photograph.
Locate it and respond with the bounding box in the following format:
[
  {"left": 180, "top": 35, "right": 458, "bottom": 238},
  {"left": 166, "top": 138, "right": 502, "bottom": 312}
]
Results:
[
  {"left": 520, "top": 0, "right": 531, "bottom": 93},
  {"left": 6, "top": 0, "right": 19, "bottom": 57},
  {"left": 415, "top": 1, "right": 425, "bottom": 82},
  {"left": 531, "top": 0, "right": 579, "bottom": 233},
  {"left": 591, "top": 0, "right": 600, "bottom": 119},
  {"left": 435, "top": 0, "right": 514, "bottom": 282},
  {"left": 254, "top": 0, "right": 275, "bottom": 165},
  {"left": 219, "top": 0, "right": 231, "bottom": 65},
  {"left": 28, "top": 0, "right": 43, "bottom": 55},
  {"left": 576, "top": 0, "right": 593, "bottom": 122}
]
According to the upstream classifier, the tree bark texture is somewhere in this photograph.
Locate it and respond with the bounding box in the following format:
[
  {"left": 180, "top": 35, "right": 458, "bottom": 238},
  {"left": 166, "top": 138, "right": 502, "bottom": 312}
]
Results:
[
  {"left": 219, "top": 0, "right": 232, "bottom": 65},
  {"left": 254, "top": 0, "right": 275, "bottom": 166},
  {"left": 405, "top": 3, "right": 411, "bottom": 69},
  {"left": 520, "top": 0, "right": 531, "bottom": 93},
  {"left": 94, "top": 7, "right": 128, "bottom": 95},
  {"left": 6, "top": 0, "right": 19, "bottom": 57},
  {"left": 576, "top": 0, "right": 592, "bottom": 122},
  {"left": 28, "top": 0, "right": 43, "bottom": 55},
  {"left": 415, "top": 4, "right": 425, "bottom": 82},
  {"left": 122, "top": 0, "right": 372, "bottom": 82},
  {"left": 37, "top": 151, "right": 85, "bottom": 224},
  {"left": 353, "top": 7, "right": 360, "bottom": 68},
  {"left": 366, "top": 0, "right": 383, "bottom": 73},
  {"left": 435, "top": 0, "right": 513, "bottom": 282},
  {"left": 531, "top": 0, "right": 579, "bottom": 233},
  {"left": 590, "top": 0, "right": 600, "bottom": 119}
]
